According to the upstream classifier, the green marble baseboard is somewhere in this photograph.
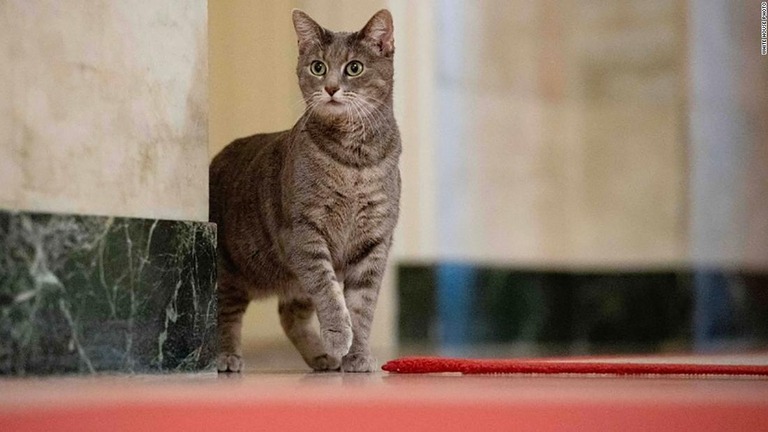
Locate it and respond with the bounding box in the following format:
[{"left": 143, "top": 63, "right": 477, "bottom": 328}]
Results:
[{"left": 0, "top": 210, "right": 217, "bottom": 375}]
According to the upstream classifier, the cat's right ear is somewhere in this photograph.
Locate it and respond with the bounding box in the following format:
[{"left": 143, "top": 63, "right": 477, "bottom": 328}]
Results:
[{"left": 292, "top": 9, "right": 324, "bottom": 55}]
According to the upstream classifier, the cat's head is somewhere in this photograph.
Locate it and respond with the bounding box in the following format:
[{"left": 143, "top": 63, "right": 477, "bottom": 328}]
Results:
[{"left": 292, "top": 9, "right": 394, "bottom": 125}]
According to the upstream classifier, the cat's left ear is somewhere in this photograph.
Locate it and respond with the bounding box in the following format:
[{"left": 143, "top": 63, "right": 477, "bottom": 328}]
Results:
[
  {"left": 293, "top": 9, "right": 325, "bottom": 54},
  {"left": 360, "top": 9, "right": 394, "bottom": 57}
]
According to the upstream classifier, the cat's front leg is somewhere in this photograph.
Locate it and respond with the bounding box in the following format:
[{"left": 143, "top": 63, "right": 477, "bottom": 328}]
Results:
[
  {"left": 287, "top": 227, "right": 353, "bottom": 364},
  {"left": 342, "top": 238, "right": 391, "bottom": 372},
  {"left": 278, "top": 294, "right": 341, "bottom": 371}
]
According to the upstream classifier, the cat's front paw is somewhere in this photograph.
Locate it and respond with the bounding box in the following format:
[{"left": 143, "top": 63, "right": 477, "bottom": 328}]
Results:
[
  {"left": 321, "top": 325, "right": 353, "bottom": 359},
  {"left": 217, "top": 353, "right": 244, "bottom": 373},
  {"left": 342, "top": 352, "right": 377, "bottom": 373},
  {"left": 308, "top": 354, "right": 341, "bottom": 371}
]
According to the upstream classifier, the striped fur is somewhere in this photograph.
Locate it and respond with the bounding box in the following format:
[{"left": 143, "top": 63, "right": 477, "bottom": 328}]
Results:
[{"left": 209, "top": 10, "right": 400, "bottom": 373}]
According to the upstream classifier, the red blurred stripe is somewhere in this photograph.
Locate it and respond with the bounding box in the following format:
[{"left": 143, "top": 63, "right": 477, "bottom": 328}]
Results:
[{"left": 2, "top": 400, "right": 768, "bottom": 432}]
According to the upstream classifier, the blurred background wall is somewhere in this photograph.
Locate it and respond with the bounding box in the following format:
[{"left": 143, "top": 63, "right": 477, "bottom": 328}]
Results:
[
  {"left": 690, "top": 1, "right": 768, "bottom": 270},
  {"left": 429, "top": 0, "right": 689, "bottom": 268},
  {"left": 0, "top": 1, "right": 209, "bottom": 222}
]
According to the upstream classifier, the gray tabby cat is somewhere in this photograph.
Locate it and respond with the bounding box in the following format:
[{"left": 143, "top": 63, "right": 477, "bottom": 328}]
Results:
[{"left": 209, "top": 9, "right": 400, "bottom": 373}]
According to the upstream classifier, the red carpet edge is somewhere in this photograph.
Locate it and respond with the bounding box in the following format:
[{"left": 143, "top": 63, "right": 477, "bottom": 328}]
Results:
[{"left": 382, "top": 356, "right": 768, "bottom": 377}]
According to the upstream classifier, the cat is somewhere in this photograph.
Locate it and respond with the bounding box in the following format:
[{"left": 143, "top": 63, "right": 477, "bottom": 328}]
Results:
[{"left": 209, "top": 9, "right": 400, "bottom": 373}]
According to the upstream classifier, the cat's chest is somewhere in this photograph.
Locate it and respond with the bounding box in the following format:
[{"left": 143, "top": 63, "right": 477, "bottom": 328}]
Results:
[
  {"left": 321, "top": 170, "right": 373, "bottom": 219},
  {"left": 314, "top": 167, "right": 392, "bottom": 236}
]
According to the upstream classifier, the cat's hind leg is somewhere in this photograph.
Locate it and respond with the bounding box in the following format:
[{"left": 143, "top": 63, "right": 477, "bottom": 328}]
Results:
[
  {"left": 217, "top": 278, "right": 250, "bottom": 373},
  {"left": 278, "top": 294, "right": 341, "bottom": 371}
]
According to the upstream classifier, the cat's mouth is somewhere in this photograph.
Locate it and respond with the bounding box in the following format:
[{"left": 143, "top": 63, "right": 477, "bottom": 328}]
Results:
[
  {"left": 314, "top": 97, "right": 350, "bottom": 118},
  {"left": 322, "top": 99, "right": 348, "bottom": 111}
]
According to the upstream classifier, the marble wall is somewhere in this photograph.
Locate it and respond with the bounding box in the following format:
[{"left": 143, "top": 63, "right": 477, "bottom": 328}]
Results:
[
  {"left": 0, "top": 2, "right": 214, "bottom": 375},
  {"left": 0, "top": 1, "right": 209, "bottom": 222},
  {"left": 0, "top": 210, "right": 217, "bottom": 375}
]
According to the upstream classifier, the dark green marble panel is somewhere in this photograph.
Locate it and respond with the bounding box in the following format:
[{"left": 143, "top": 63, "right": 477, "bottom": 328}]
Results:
[{"left": 0, "top": 210, "right": 217, "bottom": 375}]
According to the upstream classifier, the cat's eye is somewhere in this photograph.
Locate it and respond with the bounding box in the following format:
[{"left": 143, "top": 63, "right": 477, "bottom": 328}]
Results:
[
  {"left": 344, "top": 61, "right": 364, "bottom": 77},
  {"left": 310, "top": 61, "right": 327, "bottom": 76}
]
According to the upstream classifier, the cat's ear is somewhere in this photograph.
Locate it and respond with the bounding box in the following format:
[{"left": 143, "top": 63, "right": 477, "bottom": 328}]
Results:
[
  {"left": 292, "top": 9, "right": 324, "bottom": 54},
  {"left": 360, "top": 9, "right": 394, "bottom": 57}
]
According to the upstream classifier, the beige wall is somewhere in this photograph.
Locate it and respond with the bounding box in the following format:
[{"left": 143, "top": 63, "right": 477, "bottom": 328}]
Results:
[
  {"left": 0, "top": 1, "right": 209, "bottom": 221},
  {"left": 209, "top": 0, "right": 301, "bottom": 157}
]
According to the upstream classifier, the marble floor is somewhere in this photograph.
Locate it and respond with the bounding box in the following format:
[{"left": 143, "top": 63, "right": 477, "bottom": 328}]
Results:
[{"left": 1, "top": 352, "right": 768, "bottom": 431}]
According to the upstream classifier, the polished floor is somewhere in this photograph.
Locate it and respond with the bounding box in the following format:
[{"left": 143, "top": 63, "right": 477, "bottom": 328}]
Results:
[{"left": 2, "top": 353, "right": 768, "bottom": 431}]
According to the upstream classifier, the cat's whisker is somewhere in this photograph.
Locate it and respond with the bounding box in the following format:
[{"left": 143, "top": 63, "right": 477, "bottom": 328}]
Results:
[
  {"left": 350, "top": 93, "right": 383, "bottom": 125},
  {"left": 339, "top": 96, "right": 359, "bottom": 131},
  {"left": 296, "top": 92, "right": 324, "bottom": 131},
  {"left": 361, "top": 101, "right": 381, "bottom": 138},
  {"left": 353, "top": 93, "right": 389, "bottom": 131},
  {"left": 343, "top": 99, "right": 356, "bottom": 135},
  {"left": 342, "top": 99, "right": 359, "bottom": 136},
  {"left": 360, "top": 94, "right": 387, "bottom": 105},
  {"left": 299, "top": 92, "right": 322, "bottom": 109},
  {"left": 291, "top": 96, "right": 309, "bottom": 112},
  {"left": 354, "top": 94, "right": 382, "bottom": 137},
  {"left": 353, "top": 96, "right": 385, "bottom": 138},
  {"left": 347, "top": 98, "right": 370, "bottom": 138},
  {"left": 349, "top": 98, "right": 375, "bottom": 139}
]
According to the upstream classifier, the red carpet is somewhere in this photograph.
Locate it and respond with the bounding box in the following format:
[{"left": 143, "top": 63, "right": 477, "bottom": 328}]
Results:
[
  {"left": 382, "top": 356, "right": 768, "bottom": 377},
  {"left": 3, "top": 368, "right": 768, "bottom": 431}
]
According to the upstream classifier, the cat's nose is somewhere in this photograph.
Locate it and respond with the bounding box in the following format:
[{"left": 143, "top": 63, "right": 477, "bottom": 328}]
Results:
[{"left": 325, "top": 86, "right": 340, "bottom": 96}]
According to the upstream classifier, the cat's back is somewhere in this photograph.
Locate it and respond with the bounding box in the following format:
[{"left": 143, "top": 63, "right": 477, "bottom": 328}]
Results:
[
  {"left": 209, "top": 130, "right": 289, "bottom": 223},
  {"left": 210, "top": 131, "right": 286, "bottom": 180}
]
